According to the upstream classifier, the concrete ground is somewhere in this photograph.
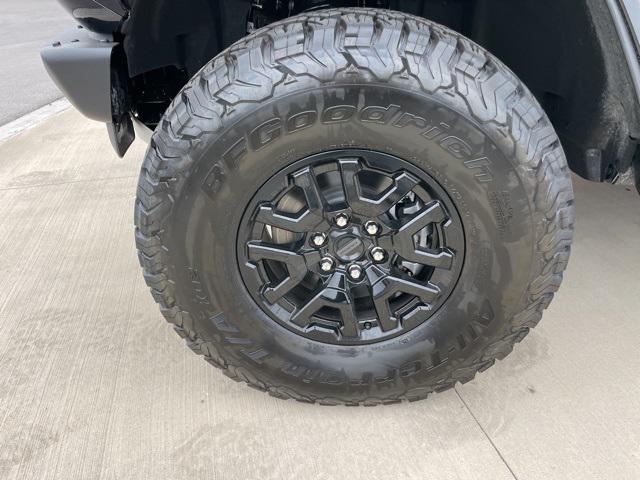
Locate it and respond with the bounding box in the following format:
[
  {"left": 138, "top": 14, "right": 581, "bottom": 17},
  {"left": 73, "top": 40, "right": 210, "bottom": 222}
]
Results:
[
  {"left": 0, "top": 109, "right": 639, "bottom": 480},
  {"left": 0, "top": 0, "right": 70, "bottom": 126}
]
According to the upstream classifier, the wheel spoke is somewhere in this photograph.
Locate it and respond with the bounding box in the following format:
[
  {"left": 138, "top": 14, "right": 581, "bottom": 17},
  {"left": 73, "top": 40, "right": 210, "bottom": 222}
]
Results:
[
  {"left": 291, "top": 273, "right": 359, "bottom": 338},
  {"left": 370, "top": 274, "right": 441, "bottom": 331},
  {"left": 339, "top": 159, "right": 419, "bottom": 217},
  {"left": 255, "top": 205, "right": 321, "bottom": 233},
  {"left": 409, "top": 247, "right": 454, "bottom": 269},
  {"left": 292, "top": 166, "right": 325, "bottom": 217},
  {"left": 393, "top": 200, "right": 455, "bottom": 269},
  {"left": 247, "top": 241, "right": 307, "bottom": 303},
  {"left": 255, "top": 166, "right": 325, "bottom": 232}
]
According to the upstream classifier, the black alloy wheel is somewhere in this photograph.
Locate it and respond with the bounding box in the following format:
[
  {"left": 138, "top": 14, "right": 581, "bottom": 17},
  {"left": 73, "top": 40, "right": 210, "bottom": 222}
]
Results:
[{"left": 238, "top": 150, "right": 464, "bottom": 345}]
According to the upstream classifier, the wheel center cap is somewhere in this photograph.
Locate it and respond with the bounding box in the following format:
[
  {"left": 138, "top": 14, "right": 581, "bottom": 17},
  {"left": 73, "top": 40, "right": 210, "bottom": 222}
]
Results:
[{"left": 333, "top": 234, "right": 365, "bottom": 262}]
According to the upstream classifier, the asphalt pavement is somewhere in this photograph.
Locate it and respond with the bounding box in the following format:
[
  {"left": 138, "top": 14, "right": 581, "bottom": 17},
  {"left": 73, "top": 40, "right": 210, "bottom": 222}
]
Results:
[
  {"left": 0, "top": 109, "right": 639, "bottom": 480},
  {"left": 0, "top": 0, "right": 71, "bottom": 126}
]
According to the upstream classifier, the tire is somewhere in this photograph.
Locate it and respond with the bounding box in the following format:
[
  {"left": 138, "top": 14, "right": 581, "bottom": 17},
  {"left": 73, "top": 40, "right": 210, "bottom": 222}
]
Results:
[{"left": 135, "top": 8, "right": 574, "bottom": 404}]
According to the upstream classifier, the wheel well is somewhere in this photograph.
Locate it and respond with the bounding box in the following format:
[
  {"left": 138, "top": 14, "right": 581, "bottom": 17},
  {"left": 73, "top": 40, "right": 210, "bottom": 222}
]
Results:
[{"left": 123, "top": 0, "right": 640, "bottom": 182}]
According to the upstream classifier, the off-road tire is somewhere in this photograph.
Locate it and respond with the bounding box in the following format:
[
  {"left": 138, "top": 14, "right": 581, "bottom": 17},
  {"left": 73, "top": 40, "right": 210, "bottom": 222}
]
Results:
[{"left": 135, "top": 8, "right": 574, "bottom": 404}]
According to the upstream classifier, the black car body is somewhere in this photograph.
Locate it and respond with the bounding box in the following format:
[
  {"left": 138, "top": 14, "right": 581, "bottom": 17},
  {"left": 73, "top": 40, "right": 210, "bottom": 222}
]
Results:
[{"left": 42, "top": 0, "right": 640, "bottom": 191}]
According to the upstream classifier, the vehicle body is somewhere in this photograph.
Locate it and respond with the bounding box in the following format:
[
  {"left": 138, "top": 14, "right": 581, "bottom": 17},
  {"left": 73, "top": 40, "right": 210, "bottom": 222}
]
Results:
[
  {"left": 41, "top": 1, "right": 639, "bottom": 403},
  {"left": 43, "top": 0, "right": 640, "bottom": 189}
]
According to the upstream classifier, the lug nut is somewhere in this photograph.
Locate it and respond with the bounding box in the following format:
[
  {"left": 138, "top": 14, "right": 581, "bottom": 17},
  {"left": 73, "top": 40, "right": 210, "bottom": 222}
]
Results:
[
  {"left": 347, "top": 264, "right": 363, "bottom": 281},
  {"left": 371, "top": 247, "right": 386, "bottom": 263},
  {"left": 365, "top": 221, "right": 380, "bottom": 236},
  {"left": 334, "top": 213, "right": 349, "bottom": 228},
  {"left": 320, "top": 257, "right": 335, "bottom": 273},
  {"left": 310, "top": 232, "right": 327, "bottom": 247}
]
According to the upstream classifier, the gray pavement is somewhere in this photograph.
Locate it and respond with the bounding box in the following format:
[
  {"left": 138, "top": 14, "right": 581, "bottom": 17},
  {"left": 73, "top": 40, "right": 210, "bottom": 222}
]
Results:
[
  {"left": 0, "top": 110, "right": 639, "bottom": 479},
  {"left": 0, "top": 0, "right": 71, "bottom": 126}
]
